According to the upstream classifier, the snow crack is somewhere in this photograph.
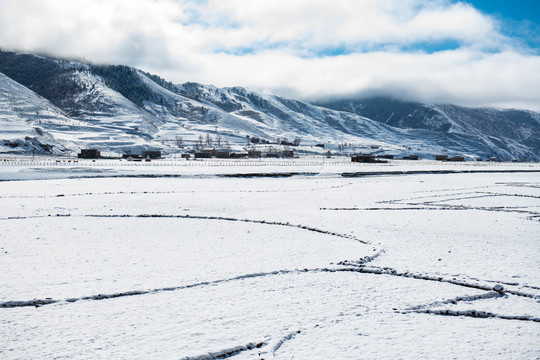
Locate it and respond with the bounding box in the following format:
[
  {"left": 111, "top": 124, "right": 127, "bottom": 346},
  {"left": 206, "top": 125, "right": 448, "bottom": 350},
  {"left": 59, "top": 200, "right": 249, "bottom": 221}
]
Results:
[
  {"left": 411, "top": 309, "right": 540, "bottom": 322},
  {"left": 180, "top": 340, "right": 266, "bottom": 360}
]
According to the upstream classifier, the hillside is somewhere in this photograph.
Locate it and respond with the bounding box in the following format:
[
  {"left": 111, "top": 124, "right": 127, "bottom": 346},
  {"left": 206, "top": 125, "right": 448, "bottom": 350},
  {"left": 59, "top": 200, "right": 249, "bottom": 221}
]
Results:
[
  {"left": 1, "top": 50, "right": 539, "bottom": 160},
  {"left": 317, "top": 97, "right": 540, "bottom": 161}
]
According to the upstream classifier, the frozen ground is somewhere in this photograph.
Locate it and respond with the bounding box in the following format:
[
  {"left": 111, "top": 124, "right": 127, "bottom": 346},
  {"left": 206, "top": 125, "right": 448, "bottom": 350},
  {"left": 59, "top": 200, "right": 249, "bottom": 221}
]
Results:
[{"left": 0, "top": 159, "right": 539, "bottom": 359}]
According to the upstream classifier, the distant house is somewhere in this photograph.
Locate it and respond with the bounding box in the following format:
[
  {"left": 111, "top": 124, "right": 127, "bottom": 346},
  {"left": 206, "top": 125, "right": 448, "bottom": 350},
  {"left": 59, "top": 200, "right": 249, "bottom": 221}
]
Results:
[
  {"left": 142, "top": 150, "right": 161, "bottom": 159},
  {"left": 248, "top": 150, "right": 262, "bottom": 158},
  {"left": 282, "top": 150, "right": 295, "bottom": 158},
  {"left": 122, "top": 153, "right": 141, "bottom": 159},
  {"left": 449, "top": 156, "right": 465, "bottom": 162},
  {"left": 78, "top": 149, "right": 100, "bottom": 159},
  {"left": 265, "top": 153, "right": 280, "bottom": 158},
  {"left": 216, "top": 151, "right": 230, "bottom": 158},
  {"left": 351, "top": 154, "right": 375, "bottom": 163},
  {"left": 181, "top": 154, "right": 191, "bottom": 159},
  {"left": 377, "top": 154, "right": 394, "bottom": 159},
  {"left": 403, "top": 155, "right": 419, "bottom": 160},
  {"left": 230, "top": 153, "right": 248, "bottom": 159},
  {"left": 195, "top": 152, "right": 212, "bottom": 159},
  {"left": 435, "top": 155, "right": 448, "bottom": 161}
]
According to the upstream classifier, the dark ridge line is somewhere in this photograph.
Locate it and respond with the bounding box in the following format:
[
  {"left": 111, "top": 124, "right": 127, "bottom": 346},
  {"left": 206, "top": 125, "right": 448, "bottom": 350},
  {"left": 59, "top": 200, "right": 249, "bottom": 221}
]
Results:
[
  {"left": 222, "top": 172, "right": 318, "bottom": 178},
  {"left": 84, "top": 213, "right": 369, "bottom": 244},
  {"left": 0, "top": 182, "right": 353, "bottom": 199},
  {"left": 379, "top": 188, "right": 495, "bottom": 204},
  {"left": 334, "top": 265, "right": 538, "bottom": 298},
  {"left": 3, "top": 265, "right": 536, "bottom": 310},
  {"left": 341, "top": 169, "right": 540, "bottom": 177},
  {"left": 321, "top": 206, "right": 450, "bottom": 211},
  {"left": 410, "top": 309, "right": 540, "bottom": 322},
  {"left": 404, "top": 202, "right": 539, "bottom": 218},
  {"left": 479, "top": 191, "right": 540, "bottom": 200},
  {"left": 269, "top": 330, "right": 302, "bottom": 355},
  {"left": 0, "top": 213, "right": 369, "bottom": 244},
  {"left": 406, "top": 292, "right": 504, "bottom": 311},
  {"left": 180, "top": 340, "right": 265, "bottom": 360},
  {"left": 1, "top": 269, "right": 300, "bottom": 308}
]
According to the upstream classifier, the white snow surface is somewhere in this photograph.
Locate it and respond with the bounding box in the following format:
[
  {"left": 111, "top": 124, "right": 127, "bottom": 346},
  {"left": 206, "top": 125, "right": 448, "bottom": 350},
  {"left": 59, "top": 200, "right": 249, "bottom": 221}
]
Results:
[{"left": 0, "top": 159, "right": 539, "bottom": 359}]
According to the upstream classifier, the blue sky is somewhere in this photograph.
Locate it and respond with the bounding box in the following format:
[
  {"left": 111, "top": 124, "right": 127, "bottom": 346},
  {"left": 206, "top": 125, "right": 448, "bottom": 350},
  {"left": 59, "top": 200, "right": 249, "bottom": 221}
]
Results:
[
  {"left": 466, "top": 0, "right": 540, "bottom": 50},
  {"left": 0, "top": 0, "right": 539, "bottom": 110}
]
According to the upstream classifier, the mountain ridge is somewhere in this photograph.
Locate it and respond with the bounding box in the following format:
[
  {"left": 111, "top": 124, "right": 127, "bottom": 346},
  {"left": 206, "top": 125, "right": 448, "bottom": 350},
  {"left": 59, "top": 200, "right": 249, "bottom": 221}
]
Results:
[{"left": 1, "top": 49, "right": 539, "bottom": 160}]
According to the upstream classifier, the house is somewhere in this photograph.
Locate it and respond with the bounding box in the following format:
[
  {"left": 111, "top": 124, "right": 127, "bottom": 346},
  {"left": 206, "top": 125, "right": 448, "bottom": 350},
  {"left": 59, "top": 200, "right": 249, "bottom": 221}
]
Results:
[
  {"left": 142, "top": 150, "right": 161, "bottom": 159},
  {"left": 216, "top": 151, "right": 230, "bottom": 158},
  {"left": 282, "top": 150, "right": 295, "bottom": 158},
  {"left": 403, "top": 155, "right": 419, "bottom": 160},
  {"left": 230, "top": 153, "right": 248, "bottom": 159},
  {"left": 78, "top": 149, "right": 101, "bottom": 159},
  {"left": 195, "top": 152, "right": 212, "bottom": 159},
  {"left": 248, "top": 150, "right": 262, "bottom": 158},
  {"left": 122, "top": 153, "right": 141, "bottom": 159},
  {"left": 449, "top": 156, "right": 465, "bottom": 162},
  {"left": 351, "top": 154, "right": 375, "bottom": 163},
  {"left": 435, "top": 155, "right": 448, "bottom": 161},
  {"left": 181, "top": 154, "right": 191, "bottom": 159}
]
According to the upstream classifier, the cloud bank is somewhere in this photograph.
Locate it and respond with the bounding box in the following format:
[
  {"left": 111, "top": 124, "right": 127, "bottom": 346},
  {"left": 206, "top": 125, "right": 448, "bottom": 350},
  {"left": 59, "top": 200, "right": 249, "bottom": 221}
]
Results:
[{"left": 0, "top": 0, "right": 539, "bottom": 110}]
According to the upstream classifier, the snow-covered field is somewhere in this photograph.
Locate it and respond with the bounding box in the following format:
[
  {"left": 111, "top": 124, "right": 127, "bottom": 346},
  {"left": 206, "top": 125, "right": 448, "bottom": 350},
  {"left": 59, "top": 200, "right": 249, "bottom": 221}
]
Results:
[{"left": 0, "top": 159, "right": 539, "bottom": 359}]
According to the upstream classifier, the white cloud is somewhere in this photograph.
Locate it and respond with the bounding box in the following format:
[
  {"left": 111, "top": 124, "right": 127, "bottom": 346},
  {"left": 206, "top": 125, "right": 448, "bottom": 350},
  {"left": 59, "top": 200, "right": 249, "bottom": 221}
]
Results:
[{"left": 0, "top": 0, "right": 539, "bottom": 111}]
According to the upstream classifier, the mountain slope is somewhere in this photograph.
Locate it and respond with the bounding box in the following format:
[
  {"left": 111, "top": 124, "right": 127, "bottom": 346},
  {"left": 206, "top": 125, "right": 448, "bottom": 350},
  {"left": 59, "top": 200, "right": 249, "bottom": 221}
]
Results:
[
  {"left": 1, "top": 50, "right": 539, "bottom": 160},
  {"left": 316, "top": 97, "right": 540, "bottom": 161}
]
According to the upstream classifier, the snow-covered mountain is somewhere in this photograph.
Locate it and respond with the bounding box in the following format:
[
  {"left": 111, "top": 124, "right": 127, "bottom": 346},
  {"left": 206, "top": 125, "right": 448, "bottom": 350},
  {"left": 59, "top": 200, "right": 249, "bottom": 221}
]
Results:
[
  {"left": 1, "top": 50, "right": 539, "bottom": 160},
  {"left": 317, "top": 97, "right": 540, "bottom": 161}
]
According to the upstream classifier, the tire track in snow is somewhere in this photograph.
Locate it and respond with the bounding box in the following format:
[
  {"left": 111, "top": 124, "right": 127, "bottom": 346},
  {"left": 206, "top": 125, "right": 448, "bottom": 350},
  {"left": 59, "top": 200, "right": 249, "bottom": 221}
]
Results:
[
  {"left": 180, "top": 340, "right": 266, "bottom": 360},
  {"left": 405, "top": 292, "right": 504, "bottom": 311},
  {"left": 409, "top": 309, "right": 540, "bottom": 322},
  {"left": 321, "top": 204, "right": 540, "bottom": 220},
  {"left": 84, "top": 214, "right": 369, "bottom": 245},
  {"left": 3, "top": 264, "right": 536, "bottom": 309},
  {"left": 0, "top": 182, "right": 354, "bottom": 199},
  {"left": 0, "top": 213, "right": 369, "bottom": 245},
  {"left": 334, "top": 264, "right": 538, "bottom": 298}
]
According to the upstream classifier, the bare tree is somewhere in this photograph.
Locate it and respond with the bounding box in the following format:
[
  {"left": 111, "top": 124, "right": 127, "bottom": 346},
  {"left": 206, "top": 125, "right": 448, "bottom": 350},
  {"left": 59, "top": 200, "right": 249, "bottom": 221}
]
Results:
[
  {"left": 205, "top": 133, "right": 213, "bottom": 147},
  {"left": 195, "top": 135, "right": 204, "bottom": 150},
  {"left": 216, "top": 134, "right": 222, "bottom": 148},
  {"left": 175, "top": 136, "right": 184, "bottom": 148}
]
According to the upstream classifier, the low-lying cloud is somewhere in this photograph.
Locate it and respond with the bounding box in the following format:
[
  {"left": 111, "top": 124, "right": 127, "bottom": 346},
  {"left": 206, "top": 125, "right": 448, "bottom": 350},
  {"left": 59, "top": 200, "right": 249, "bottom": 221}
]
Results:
[{"left": 0, "top": 0, "right": 539, "bottom": 110}]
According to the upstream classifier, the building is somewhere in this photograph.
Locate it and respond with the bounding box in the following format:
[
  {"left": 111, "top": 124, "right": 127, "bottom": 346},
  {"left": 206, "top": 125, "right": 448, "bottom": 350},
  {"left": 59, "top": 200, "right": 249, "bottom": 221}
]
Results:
[
  {"left": 195, "top": 152, "right": 212, "bottom": 159},
  {"left": 435, "top": 155, "right": 448, "bottom": 161},
  {"left": 403, "top": 155, "right": 419, "bottom": 160},
  {"left": 142, "top": 150, "right": 161, "bottom": 159},
  {"left": 78, "top": 149, "right": 101, "bottom": 159},
  {"left": 449, "top": 156, "right": 465, "bottom": 162},
  {"left": 248, "top": 150, "right": 262, "bottom": 158},
  {"left": 351, "top": 154, "right": 375, "bottom": 163},
  {"left": 215, "top": 151, "right": 230, "bottom": 158},
  {"left": 282, "top": 150, "right": 295, "bottom": 158}
]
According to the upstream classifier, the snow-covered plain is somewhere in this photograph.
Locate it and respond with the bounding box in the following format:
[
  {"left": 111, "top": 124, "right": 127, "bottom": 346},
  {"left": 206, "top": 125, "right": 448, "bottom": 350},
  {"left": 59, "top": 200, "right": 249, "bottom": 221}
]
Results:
[{"left": 0, "top": 159, "right": 539, "bottom": 359}]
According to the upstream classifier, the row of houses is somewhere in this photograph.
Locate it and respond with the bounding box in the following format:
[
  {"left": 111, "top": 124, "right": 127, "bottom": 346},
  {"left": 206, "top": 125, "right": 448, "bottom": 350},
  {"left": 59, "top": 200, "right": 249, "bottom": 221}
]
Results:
[
  {"left": 351, "top": 154, "right": 471, "bottom": 162},
  {"left": 78, "top": 149, "right": 162, "bottom": 160},
  {"left": 193, "top": 149, "right": 295, "bottom": 159}
]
